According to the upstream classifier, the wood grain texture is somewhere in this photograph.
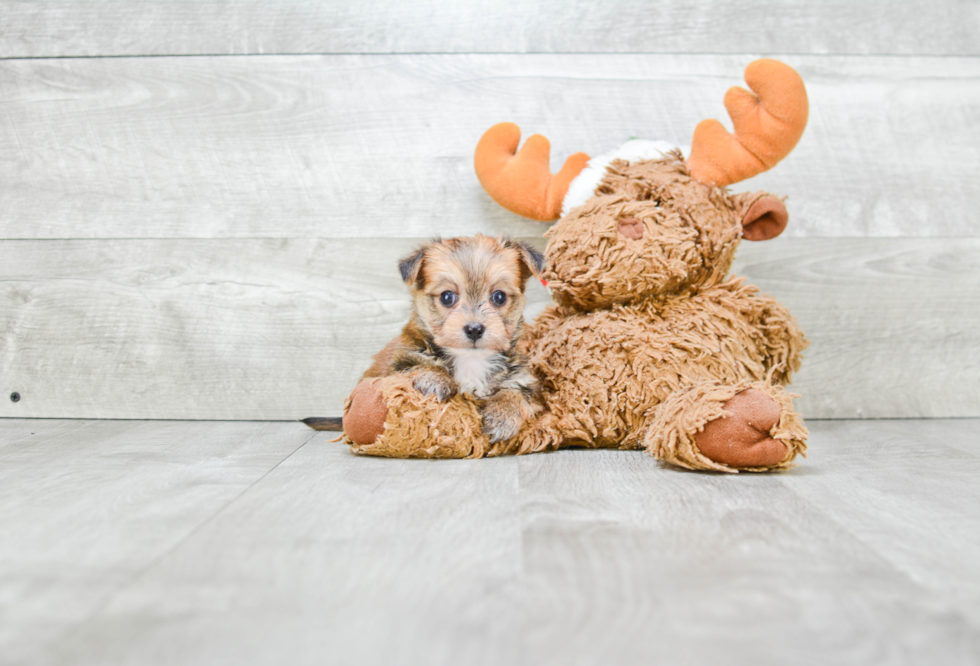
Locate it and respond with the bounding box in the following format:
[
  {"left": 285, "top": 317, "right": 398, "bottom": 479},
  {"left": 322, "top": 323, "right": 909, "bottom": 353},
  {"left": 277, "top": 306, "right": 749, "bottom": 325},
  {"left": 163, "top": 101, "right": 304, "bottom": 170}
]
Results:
[
  {"left": 790, "top": 419, "right": 980, "bottom": 629},
  {"left": 736, "top": 238, "right": 980, "bottom": 419},
  {"left": 1, "top": 54, "right": 978, "bottom": 240},
  {"left": 2, "top": 0, "right": 978, "bottom": 58},
  {"left": 0, "top": 419, "right": 313, "bottom": 666},
  {"left": 0, "top": 237, "right": 977, "bottom": 420},
  {"left": 2, "top": 418, "right": 975, "bottom": 665},
  {"left": 518, "top": 418, "right": 980, "bottom": 665},
  {"left": 31, "top": 426, "right": 524, "bottom": 666}
]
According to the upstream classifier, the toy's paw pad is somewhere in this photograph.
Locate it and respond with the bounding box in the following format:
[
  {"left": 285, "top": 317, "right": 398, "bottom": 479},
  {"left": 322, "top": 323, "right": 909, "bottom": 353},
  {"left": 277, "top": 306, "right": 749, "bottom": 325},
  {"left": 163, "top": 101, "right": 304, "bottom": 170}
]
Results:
[
  {"left": 411, "top": 370, "right": 458, "bottom": 403},
  {"left": 695, "top": 388, "right": 789, "bottom": 468},
  {"left": 343, "top": 380, "right": 389, "bottom": 446}
]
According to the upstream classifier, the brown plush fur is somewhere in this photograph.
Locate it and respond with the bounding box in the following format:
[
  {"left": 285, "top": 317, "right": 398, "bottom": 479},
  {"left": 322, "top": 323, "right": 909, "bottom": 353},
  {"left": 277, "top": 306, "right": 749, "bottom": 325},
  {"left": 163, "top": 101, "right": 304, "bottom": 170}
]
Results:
[{"left": 341, "top": 153, "right": 809, "bottom": 472}]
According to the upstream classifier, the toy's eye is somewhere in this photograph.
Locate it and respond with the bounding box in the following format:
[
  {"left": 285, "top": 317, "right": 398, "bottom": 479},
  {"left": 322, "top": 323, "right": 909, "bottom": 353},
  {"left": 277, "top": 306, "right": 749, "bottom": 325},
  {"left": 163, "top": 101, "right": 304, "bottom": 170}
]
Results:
[
  {"left": 491, "top": 290, "right": 507, "bottom": 306},
  {"left": 439, "top": 291, "right": 457, "bottom": 307}
]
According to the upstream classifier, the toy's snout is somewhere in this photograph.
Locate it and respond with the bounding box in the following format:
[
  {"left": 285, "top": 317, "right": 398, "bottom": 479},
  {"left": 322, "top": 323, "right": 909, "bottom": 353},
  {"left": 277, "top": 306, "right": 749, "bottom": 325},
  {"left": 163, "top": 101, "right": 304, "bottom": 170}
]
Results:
[{"left": 617, "top": 218, "right": 645, "bottom": 240}]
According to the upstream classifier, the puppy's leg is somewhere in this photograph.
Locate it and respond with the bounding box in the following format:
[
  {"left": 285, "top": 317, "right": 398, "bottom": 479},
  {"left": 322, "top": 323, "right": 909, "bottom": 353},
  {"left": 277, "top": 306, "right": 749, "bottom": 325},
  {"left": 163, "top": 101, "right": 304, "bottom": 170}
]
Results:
[
  {"left": 410, "top": 367, "right": 458, "bottom": 402},
  {"left": 391, "top": 347, "right": 458, "bottom": 402},
  {"left": 481, "top": 387, "right": 541, "bottom": 443}
]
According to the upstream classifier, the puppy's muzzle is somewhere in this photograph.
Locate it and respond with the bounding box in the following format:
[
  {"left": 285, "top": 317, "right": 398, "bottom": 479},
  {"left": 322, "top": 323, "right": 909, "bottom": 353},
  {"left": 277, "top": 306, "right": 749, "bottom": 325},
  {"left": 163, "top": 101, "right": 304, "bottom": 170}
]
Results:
[{"left": 463, "top": 323, "right": 485, "bottom": 341}]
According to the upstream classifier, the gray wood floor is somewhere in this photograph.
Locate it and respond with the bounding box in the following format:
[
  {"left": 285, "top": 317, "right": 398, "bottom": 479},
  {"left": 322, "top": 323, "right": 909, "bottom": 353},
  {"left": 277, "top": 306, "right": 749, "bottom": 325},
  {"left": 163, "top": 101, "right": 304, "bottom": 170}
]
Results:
[{"left": 2, "top": 418, "right": 978, "bottom": 666}]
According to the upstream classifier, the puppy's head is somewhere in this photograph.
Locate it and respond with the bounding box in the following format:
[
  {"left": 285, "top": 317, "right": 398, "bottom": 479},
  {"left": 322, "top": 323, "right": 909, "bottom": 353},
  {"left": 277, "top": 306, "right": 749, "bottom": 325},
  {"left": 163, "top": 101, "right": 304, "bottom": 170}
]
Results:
[{"left": 399, "top": 235, "right": 544, "bottom": 351}]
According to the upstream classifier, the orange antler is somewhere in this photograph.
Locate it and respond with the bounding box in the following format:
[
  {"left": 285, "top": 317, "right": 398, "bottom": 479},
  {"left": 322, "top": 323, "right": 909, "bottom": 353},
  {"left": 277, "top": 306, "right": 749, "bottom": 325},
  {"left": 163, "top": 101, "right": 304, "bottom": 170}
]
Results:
[
  {"left": 687, "top": 59, "right": 808, "bottom": 187},
  {"left": 474, "top": 123, "right": 590, "bottom": 221}
]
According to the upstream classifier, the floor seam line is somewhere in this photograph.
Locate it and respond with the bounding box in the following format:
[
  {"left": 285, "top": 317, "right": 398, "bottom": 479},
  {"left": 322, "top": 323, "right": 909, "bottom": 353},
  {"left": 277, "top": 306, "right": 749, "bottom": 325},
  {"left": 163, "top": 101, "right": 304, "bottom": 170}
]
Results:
[
  {"left": 775, "top": 470, "right": 979, "bottom": 629},
  {"left": 45, "top": 429, "right": 316, "bottom": 653}
]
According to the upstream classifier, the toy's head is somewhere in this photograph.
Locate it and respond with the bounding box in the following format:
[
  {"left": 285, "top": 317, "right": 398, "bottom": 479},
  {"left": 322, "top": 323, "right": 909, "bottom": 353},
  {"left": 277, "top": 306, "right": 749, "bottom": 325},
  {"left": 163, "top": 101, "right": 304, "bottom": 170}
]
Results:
[{"left": 474, "top": 59, "right": 807, "bottom": 311}]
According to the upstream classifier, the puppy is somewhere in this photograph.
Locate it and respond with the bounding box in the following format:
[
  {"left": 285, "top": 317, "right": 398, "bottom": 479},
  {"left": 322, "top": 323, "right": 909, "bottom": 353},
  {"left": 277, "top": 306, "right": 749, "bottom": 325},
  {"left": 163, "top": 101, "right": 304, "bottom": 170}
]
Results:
[{"left": 306, "top": 235, "right": 545, "bottom": 443}]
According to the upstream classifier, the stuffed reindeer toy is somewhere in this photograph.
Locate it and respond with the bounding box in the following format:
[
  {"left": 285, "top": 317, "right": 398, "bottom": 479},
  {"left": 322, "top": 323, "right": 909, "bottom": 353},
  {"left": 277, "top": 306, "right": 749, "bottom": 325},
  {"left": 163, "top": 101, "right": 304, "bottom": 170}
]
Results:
[{"left": 338, "top": 59, "right": 810, "bottom": 472}]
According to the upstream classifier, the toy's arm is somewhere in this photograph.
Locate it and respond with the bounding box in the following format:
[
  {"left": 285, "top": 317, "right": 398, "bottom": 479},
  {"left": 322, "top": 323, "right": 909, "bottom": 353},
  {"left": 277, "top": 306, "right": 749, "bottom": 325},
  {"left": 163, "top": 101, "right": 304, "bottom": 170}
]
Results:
[{"left": 742, "top": 291, "right": 808, "bottom": 385}]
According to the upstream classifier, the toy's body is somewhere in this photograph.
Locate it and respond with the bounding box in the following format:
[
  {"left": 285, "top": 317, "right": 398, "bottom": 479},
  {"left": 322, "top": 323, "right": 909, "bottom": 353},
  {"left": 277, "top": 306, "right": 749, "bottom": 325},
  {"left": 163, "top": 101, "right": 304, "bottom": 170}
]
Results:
[
  {"left": 521, "top": 274, "right": 807, "bottom": 470},
  {"left": 340, "top": 59, "right": 811, "bottom": 472}
]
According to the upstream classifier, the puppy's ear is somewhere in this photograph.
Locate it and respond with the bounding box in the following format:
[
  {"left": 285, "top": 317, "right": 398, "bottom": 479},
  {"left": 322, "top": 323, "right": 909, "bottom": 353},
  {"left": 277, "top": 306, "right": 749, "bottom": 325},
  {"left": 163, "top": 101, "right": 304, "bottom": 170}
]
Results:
[
  {"left": 510, "top": 240, "right": 545, "bottom": 286},
  {"left": 398, "top": 246, "right": 427, "bottom": 288}
]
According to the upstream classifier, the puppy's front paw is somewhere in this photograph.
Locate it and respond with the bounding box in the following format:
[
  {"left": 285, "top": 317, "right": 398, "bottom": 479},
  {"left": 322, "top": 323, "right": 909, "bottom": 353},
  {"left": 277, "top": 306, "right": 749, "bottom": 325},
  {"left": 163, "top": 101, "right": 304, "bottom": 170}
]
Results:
[
  {"left": 412, "top": 370, "right": 457, "bottom": 402},
  {"left": 480, "top": 401, "right": 524, "bottom": 444}
]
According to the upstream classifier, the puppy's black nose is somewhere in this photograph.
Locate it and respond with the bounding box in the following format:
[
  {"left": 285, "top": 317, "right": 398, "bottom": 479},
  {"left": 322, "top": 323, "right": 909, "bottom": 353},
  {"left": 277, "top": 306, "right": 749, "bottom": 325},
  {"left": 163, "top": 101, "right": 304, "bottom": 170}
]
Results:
[{"left": 463, "top": 323, "right": 485, "bottom": 341}]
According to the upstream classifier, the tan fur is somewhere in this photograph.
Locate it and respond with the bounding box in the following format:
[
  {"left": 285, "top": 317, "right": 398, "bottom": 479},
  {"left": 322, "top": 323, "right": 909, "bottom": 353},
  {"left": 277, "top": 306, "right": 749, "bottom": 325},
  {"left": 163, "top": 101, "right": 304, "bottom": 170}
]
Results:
[
  {"left": 414, "top": 237, "right": 526, "bottom": 353},
  {"left": 341, "top": 151, "right": 809, "bottom": 472},
  {"left": 357, "top": 235, "right": 544, "bottom": 443}
]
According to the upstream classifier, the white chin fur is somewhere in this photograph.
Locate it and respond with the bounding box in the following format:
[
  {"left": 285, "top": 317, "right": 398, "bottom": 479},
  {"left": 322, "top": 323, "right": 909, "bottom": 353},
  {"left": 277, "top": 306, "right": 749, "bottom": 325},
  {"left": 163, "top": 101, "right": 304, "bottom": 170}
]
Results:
[
  {"left": 446, "top": 348, "right": 503, "bottom": 398},
  {"left": 561, "top": 140, "right": 690, "bottom": 218}
]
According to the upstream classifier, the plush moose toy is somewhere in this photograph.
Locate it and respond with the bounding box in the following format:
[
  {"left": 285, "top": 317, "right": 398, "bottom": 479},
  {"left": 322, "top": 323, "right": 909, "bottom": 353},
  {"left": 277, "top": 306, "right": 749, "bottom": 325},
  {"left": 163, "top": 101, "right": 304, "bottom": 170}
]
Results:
[{"left": 340, "top": 59, "right": 810, "bottom": 472}]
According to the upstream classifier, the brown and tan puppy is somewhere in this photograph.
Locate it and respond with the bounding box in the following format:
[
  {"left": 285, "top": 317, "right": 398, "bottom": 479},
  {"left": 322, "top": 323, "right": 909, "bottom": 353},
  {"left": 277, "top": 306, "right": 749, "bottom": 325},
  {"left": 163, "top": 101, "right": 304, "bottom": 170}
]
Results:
[{"left": 307, "top": 235, "right": 545, "bottom": 443}]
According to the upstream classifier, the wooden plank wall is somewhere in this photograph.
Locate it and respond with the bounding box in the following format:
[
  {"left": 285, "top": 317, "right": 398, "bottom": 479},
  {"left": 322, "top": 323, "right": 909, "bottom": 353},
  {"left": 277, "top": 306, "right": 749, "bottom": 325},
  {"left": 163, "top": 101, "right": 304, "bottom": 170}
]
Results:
[{"left": 1, "top": 1, "right": 978, "bottom": 420}]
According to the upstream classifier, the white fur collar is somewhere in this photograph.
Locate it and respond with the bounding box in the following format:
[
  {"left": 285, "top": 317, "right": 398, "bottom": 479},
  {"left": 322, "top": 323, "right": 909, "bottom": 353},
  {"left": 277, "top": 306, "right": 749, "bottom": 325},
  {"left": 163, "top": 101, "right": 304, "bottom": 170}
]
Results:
[
  {"left": 561, "top": 139, "right": 690, "bottom": 217},
  {"left": 445, "top": 348, "right": 504, "bottom": 398}
]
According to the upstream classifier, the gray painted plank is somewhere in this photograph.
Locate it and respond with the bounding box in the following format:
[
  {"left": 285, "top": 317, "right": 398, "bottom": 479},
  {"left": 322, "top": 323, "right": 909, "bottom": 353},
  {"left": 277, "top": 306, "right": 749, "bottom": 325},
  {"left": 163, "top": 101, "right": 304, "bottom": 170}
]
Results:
[
  {"left": 3, "top": 418, "right": 975, "bottom": 665},
  {"left": 0, "top": 237, "right": 977, "bottom": 420},
  {"left": 737, "top": 238, "right": 980, "bottom": 420},
  {"left": 0, "top": 419, "right": 312, "bottom": 666},
  {"left": 0, "top": 237, "right": 508, "bottom": 420},
  {"left": 1, "top": 54, "right": 978, "bottom": 240},
  {"left": 2, "top": 0, "right": 978, "bottom": 58}
]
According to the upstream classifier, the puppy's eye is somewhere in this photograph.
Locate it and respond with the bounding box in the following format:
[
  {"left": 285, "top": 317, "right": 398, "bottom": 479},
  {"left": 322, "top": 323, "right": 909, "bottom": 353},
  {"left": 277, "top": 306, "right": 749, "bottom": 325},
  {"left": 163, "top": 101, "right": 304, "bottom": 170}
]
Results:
[
  {"left": 491, "top": 290, "right": 507, "bottom": 306},
  {"left": 439, "top": 291, "right": 457, "bottom": 307}
]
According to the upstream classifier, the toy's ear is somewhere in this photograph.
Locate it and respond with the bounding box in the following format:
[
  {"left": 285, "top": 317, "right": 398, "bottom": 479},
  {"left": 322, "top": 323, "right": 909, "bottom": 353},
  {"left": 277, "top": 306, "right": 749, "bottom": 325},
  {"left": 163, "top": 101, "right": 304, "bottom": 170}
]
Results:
[
  {"left": 506, "top": 239, "right": 545, "bottom": 286},
  {"left": 733, "top": 192, "right": 788, "bottom": 241},
  {"left": 398, "top": 246, "right": 428, "bottom": 288}
]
